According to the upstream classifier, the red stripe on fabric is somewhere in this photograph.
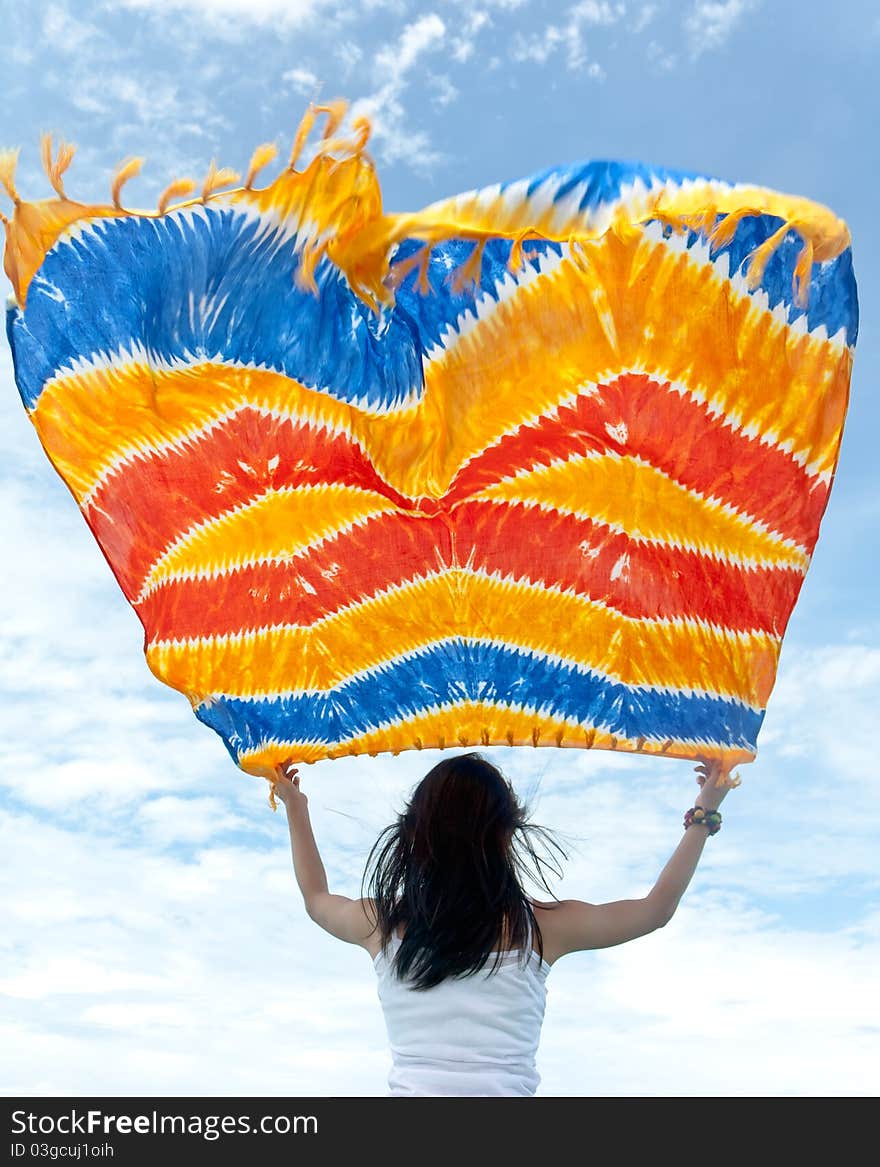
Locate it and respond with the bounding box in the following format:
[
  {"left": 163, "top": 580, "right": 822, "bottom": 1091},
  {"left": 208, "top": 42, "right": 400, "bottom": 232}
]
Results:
[
  {"left": 84, "top": 408, "right": 409, "bottom": 599},
  {"left": 453, "top": 500, "right": 802, "bottom": 635},
  {"left": 444, "top": 373, "right": 828, "bottom": 551},
  {"left": 136, "top": 500, "right": 801, "bottom": 641},
  {"left": 137, "top": 510, "right": 453, "bottom": 640}
]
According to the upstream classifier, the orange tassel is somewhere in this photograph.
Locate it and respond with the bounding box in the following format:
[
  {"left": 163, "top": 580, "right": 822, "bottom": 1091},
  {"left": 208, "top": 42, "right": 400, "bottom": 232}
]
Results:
[
  {"left": 448, "top": 238, "right": 486, "bottom": 295},
  {"left": 650, "top": 209, "right": 689, "bottom": 237},
  {"left": 315, "top": 99, "right": 348, "bottom": 140},
  {"left": 792, "top": 235, "right": 814, "bottom": 308},
  {"left": 200, "top": 158, "right": 241, "bottom": 202},
  {"left": 289, "top": 103, "right": 319, "bottom": 170},
  {"left": 323, "top": 114, "right": 374, "bottom": 176},
  {"left": 708, "top": 206, "right": 758, "bottom": 250},
  {"left": 688, "top": 204, "right": 717, "bottom": 239},
  {"left": 744, "top": 220, "right": 790, "bottom": 290},
  {"left": 507, "top": 229, "right": 535, "bottom": 275},
  {"left": 40, "top": 133, "right": 76, "bottom": 199},
  {"left": 295, "top": 240, "right": 323, "bottom": 294},
  {"left": 157, "top": 177, "right": 196, "bottom": 216},
  {"left": 244, "top": 142, "right": 278, "bottom": 190},
  {"left": 0, "top": 147, "right": 22, "bottom": 204},
  {"left": 111, "top": 155, "right": 145, "bottom": 210},
  {"left": 389, "top": 243, "right": 433, "bottom": 295},
  {"left": 349, "top": 115, "right": 371, "bottom": 151}
]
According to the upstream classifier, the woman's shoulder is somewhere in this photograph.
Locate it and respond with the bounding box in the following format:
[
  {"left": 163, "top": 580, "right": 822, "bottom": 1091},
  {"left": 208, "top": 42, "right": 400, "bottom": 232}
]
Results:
[{"left": 530, "top": 897, "right": 583, "bottom": 965}]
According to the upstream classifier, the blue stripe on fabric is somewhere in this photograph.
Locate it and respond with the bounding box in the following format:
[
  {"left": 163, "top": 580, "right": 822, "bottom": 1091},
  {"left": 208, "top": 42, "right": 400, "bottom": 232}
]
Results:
[
  {"left": 694, "top": 214, "right": 859, "bottom": 344},
  {"left": 516, "top": 159, "right": 714, "bottom": 207},
  {"left": 192, "top": 639, "right": 763, "bottom": 762},
  {"left": 507, "top": 161, "right": 859, "bottom": 346},
  {"left": 6, "top": 171, "right": 858, "bottom": 412},
  {"left": 7, "top": 206, "right": 425, "bottom": 411},
  {"left": 390, "top": 236, "right": 563, "bottom": 357}
]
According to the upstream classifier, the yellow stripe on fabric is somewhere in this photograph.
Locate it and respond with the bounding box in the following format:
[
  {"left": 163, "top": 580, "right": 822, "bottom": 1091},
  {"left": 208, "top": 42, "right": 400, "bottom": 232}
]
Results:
[
  {"left": 29, "top": 361, "right": 452, "bottom": 505},
  {"left": 475, "top": 452, "right": 809, "bottom": 569},
  {"left": 139, "top": 483, "right": 401, "bottom": 597},
  {"left": 234, "top": 704, "right": 756, "bottom": 778},
  {"left": 28, "top": 232, "right": 850, "bottom": 507},
  {"left": 28, "top": 364, "right": 368, "bottom": 504},
  {"left": 146, "top": 570, "right": 779, "bottom": 707},
  {"left": 422, "top": 231, "right": 851, "bottom": 488},
  {"left": 405, "top": 180, "right": 849, "bottom": 271}
]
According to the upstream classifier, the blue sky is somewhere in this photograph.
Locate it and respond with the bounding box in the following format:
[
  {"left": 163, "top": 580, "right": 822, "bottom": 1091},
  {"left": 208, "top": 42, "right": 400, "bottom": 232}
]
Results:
[{"left": 1, "top": 0, "right": 878, "bottom": 1096}]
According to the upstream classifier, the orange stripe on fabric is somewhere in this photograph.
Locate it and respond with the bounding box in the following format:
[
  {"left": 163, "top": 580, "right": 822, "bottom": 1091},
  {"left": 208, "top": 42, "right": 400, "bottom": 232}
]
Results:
[
  {"left": 475, "top": 451, "right": 809, "bottom": 569},
  {"left": 423, "top": 232, "right": 851, "bottom": 487},
  {"left": 145, "top": 570, "right": 779, "bottom": 707},
  {"left": 29, "top": 231, "right": 849, "bottom": 509},
  {"left": 27, "top": 365, "right": 370, "bottom": 504}
]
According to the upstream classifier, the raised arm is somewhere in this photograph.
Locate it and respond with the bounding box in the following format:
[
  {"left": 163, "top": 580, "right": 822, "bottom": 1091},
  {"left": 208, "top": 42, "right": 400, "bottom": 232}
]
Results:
[
  {"left": 534, "top": 759, "right": 736, "bottom": 961},
  {"left": 273, "top": 764, "right": 377, "bottom": 948}
]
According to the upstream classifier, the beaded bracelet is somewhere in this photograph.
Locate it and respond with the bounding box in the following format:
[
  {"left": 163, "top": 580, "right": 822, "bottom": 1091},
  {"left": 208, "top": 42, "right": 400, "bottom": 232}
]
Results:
[{"left": 684, "top": 806, "right": 722, "bottom": 835}]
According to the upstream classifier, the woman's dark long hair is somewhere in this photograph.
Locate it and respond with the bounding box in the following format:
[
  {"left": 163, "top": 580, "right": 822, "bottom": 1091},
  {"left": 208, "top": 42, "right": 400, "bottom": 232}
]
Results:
[{"left": 361, "top": 752, "right": 567, "bottom": 990}]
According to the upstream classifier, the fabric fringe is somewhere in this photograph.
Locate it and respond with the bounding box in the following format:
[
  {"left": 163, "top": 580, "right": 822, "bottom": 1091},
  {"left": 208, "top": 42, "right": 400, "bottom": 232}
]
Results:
[
  {"left": 1, "top": 99, "right": 852, "bottom": 316},
  {"left": 111, "top": 156, "right": 145, "bottom": 210},
  {"left": 0, "top": 146, "right": 21, "bottom": 203},
  {"left": 157, "top": 178, "right": 197, "bottom": 217},
  {"left": 244, "top": 142, "right": 278, "bottom": 190},
  {"left": 40, "top": 133, "right": 76, "bottom": 199},
  {"left": 200, "top": 158, "right": 241, "bottom": 202}
]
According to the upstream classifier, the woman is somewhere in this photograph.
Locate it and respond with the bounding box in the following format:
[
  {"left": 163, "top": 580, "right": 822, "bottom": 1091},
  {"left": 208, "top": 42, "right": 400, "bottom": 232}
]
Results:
[{"left": 272, "top": 751, "right": 734, "bottom": 1097}]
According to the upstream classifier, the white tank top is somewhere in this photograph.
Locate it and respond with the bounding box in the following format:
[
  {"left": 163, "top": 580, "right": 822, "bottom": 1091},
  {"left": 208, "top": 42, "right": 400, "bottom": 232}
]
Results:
[{"left": 373, "top": 930, "right": 550, "bottom": 1097}]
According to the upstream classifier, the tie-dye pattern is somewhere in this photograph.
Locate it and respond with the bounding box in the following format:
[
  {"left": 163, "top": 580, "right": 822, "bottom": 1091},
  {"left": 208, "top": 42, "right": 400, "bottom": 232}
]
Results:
[{"left": 1, "top": 105, "right": 858, "bottom": 778}]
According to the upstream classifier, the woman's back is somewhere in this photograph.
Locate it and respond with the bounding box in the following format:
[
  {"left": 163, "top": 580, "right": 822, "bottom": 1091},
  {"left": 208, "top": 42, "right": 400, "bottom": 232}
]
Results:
[
  {"left": 276, "top": 749, "right": 734, "bottom": 1097},
  {"left": 374, "top": 929, "right": 550, "bottom": 1097}
]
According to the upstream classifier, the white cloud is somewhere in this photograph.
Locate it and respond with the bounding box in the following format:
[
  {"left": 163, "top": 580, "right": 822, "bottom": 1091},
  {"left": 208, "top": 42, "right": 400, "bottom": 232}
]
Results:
[
  {"left": 352, "top": 13, "right": 449, "bottom": 169},
  {"left": 541, "top": 901, "right": 880, "bottom": 1095},
  {"left": 429, "top": 73, "right": 459, "bottom": 108},
  {"left": 632, "top": 1, "right": 658, "bottom": 32},
  {"left": 450, "top": 11, "right": 490, "bottom": 63},
  {"left": 105, "top": 0, "right": 331, "bottom": 34},
  {"left": 512, "top": 0, "right": 624, "bottom": 71},
  {"left": 137, "top": 796, "right": 249, "bottom": 845},
  {"left": 43, "top": 3, "right": 105, "bottom": 53},
  {"left": 374, "top": 12, "right": 446, "bottom": 75},
  {"left": 571, "top": 0, "right": 625, "bottom": 24},
  {"left": 281, "top": 66, "right": 320, "bottom": 97},
  {"left": 647, "top": 38, "right": 677, "bottom": 70},
  {"left": 683, "top": 0, "right": 759, "bottom": 58},
  {"left": 335, "top": 40, "right": 364, "bottom": 72}
]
